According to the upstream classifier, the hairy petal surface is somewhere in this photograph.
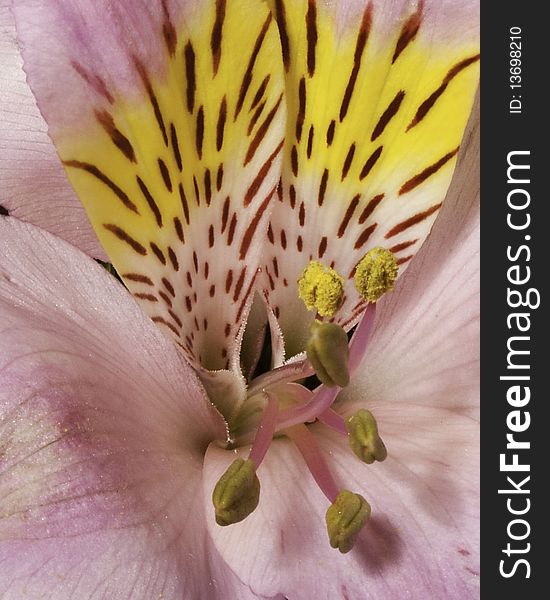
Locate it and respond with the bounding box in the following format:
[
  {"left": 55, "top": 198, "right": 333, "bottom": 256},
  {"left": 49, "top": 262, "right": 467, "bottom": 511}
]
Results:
[
  {"left": 12, "top": 1, "right": 286, "bottom": 414},
  {"left": 0, "top": 0, "right": 103, "bottom": 257},
  {"left": 0, "top": 217, "right": 237, "bottom": 599},
  {"left": 262, "top": 0, "right": 479, "bottom": 357},
  {"left": 204, "top": 407, "right": 479, "bottom": 599}
]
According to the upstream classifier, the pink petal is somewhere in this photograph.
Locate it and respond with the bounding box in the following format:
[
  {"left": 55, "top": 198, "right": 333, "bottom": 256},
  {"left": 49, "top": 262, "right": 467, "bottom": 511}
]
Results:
[
  {"left": 12, "top": 0, "right": 286, "bottom": 401},
  {"left": 261, "top": 0, "right": 479, "bottom": 357},
  {"left": 204, "top": 403, "right": 478, "bottom": 599},
  {"left": 11, "top": 0, "right": 185, "bottom": 137},
  {"left": 0, "top": 0, "right": 104, "bottom": 258},
  {"left": 0, "top": 217, "right": 240, "bottom": 598},
  {"left": 204, "top": 105, "right": 479, "bottom": 595},
  {"left": 323, "top": 0, "right": 479, "bottom": 39},
  {"left": 343, "top": 101, "right": 479, "bottom": 416}
]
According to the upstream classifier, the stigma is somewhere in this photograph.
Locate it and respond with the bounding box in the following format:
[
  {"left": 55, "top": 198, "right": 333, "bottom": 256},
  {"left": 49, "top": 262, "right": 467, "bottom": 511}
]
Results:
[{"left": 212, "top": 250, "right": 397, "bottom": 552}]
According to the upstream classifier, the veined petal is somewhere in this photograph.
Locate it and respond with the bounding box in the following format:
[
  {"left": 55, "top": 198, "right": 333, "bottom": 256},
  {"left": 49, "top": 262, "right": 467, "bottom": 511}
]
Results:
[
  {"left": 0, "top": 217, "right": 235, "bottom": 598},
  {"left": 0, "top": 0, "right": 104, "bottom": 258},
  {"left": 204, "top": 405, "right": 479, "bottom": 598},
  {"left": 261, "top": 0, "right": 479, "bottom": 356},
  {"left": 12, "top": 1, "right": 286, "bottom": 392},
  {"left": 343, "top": 104, "right": 479, "bottom": 416}
]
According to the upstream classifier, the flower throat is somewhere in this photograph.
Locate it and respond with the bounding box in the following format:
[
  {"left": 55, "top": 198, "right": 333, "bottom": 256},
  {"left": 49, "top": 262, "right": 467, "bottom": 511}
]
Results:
[{"left": 213, "top": 247, "right": 397, "bottom": 553}]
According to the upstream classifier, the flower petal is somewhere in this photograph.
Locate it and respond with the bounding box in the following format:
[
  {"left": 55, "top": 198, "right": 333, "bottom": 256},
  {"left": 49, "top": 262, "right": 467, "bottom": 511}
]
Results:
[
  {"left": 343, "top": 100, "right": 479, "bottom": 416},
  {"left": 261, "top": 0, "right": 479, "bottom": 356},
  {"left": 0, "top": 217, "right": 233, "bottom": 597},
  {"left": 206, "top": 109, "right": 479, "bottom": 594},
  {"left": 12, "top": 0, "right": 286, "bottom": 383},
  {"left": 204, "top": 404, "right": 479, "bottom": 598},
  {"left": 0, "top": 0, "right": 104, "bottom": 257}
]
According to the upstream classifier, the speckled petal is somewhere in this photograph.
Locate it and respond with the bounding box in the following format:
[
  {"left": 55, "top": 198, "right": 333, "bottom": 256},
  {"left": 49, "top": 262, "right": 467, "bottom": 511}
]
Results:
[
  {"left": 12, "top": 1, "right": 287, "bottom": 419},
  {"left": 261, "top": 0, "right": 479, "bottom": 358}
]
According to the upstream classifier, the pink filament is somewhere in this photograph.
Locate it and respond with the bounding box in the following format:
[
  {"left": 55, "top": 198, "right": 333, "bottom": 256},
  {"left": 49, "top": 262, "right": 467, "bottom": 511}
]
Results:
[
  {"left": 248, "top": 392, "right": 279, "bottom": 468},
  {"left": 348, "top": 302, "right": 377, "bottom": 374},
  {"left": 318, "top": 408, "right": 348, "bottom": 435},
  {"left": 285, "top": 424, "right": 339, "bottom": 503},
  {"left": 276, "top": 385, "right": 339, "bottom": 431},
  {"left": 276, "top": 303, "right": 377, "bottom": 432}
]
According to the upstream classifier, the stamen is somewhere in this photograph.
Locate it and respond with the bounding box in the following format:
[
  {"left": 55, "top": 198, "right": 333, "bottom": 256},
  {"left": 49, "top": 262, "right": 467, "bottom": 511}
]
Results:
[
  {"left": 354, "top": 247, "right": 398, "bottom": 302},
  {"left": 318, "top": 407, "right": 386, "bottom": 464},
  {"left": 298, "top": 261, "right": 345, "bottom": 317},
  {"left": 248, "top": 392, "right": 279, "bottom": 467},
  {"left": 276, "top": 304, "right": 377, "bottom": 431},
  {"left": 306, "top": 321, "right": 349, "bottom": 388},
  {"left": 346, "top": 409, "right": 387, "bottom": 464},
  {"left": 285, "top": 424, "right": 339, "bottom": 502},
  {"left": 287, "top": 425, "right": 371, "bottom": 553},
  {"left": 326, "top": 490, "right": 371, "bottom": 554},
  {"left": 212, "top": 458, "right": 260, "bottom": 526}
]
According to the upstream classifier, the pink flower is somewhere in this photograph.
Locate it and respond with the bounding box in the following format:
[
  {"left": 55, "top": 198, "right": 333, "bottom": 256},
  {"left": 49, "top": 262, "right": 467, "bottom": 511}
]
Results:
[{"left": 1, "top": 0, "right": 479, "bottom": 597}]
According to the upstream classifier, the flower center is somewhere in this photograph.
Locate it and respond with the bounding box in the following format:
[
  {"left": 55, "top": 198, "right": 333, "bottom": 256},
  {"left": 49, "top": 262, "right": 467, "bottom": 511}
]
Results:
[{"left": 212, "top": 247, "right": 398, "bottom": 552}]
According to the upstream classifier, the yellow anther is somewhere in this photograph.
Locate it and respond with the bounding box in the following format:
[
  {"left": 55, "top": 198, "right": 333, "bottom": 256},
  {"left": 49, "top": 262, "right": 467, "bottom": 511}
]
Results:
[
  {"left": 346, "top": 409, "right": 387, "bottom": 464},
  {"left": 307, "top": 321, "right": 350, "bottom": 388},
  {"left": 212, "top": 458, "right": 260, "bottom": 526},
  {"left": 326, "top": 490, "right": 371, "bottom": 554},
  {"left": 298, "top": 261, "right": 345, "bottom": 318},
  {"left": 354, "top": 247, "right": 398, "bottom": 302}
]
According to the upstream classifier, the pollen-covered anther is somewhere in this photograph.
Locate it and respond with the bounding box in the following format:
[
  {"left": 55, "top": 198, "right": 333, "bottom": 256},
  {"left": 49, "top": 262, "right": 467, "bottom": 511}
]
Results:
[
  {"left": 307, "top": 321, "right": 350, "bottom": 388},
  {"left": 298, "top": 261, "right": 344, "bottom": 318},
  {"left": 326, "top": 490, "right": 371, "bottom": 554},
  {"left": 346, "top": 409, "right": 387, "bottom": 464},
  {"left": 354, "top": 247, "right": 398, "bottom": 302},
  {"left": 212, "top": 458, "right": 260, "bottom": 526}
]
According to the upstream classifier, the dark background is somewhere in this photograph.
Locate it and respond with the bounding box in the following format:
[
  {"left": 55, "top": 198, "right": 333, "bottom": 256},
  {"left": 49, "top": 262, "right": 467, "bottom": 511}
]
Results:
[{"left": 481, "top": 2, "right": 547, "bottom": 596}]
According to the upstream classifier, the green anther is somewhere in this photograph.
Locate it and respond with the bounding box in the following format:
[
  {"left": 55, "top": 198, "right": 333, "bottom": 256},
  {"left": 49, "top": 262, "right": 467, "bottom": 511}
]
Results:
[
  {"left": 326, "top": 490, "right": 371, "bottom": 554},
  {"left": 306, "top": 321, "right": 350, "bottom": 388},
  {"left": 212, "top": 458, "right": 260, "bottom": 526},
  {"left": 354, "top": 247, "right": 398, "bottom": 302},
  {"left": 298, "top": 261, "right": 345, "bottom": 318},
  {"left": 346, "top": 409, "right": 387, "bottom": 464}
]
